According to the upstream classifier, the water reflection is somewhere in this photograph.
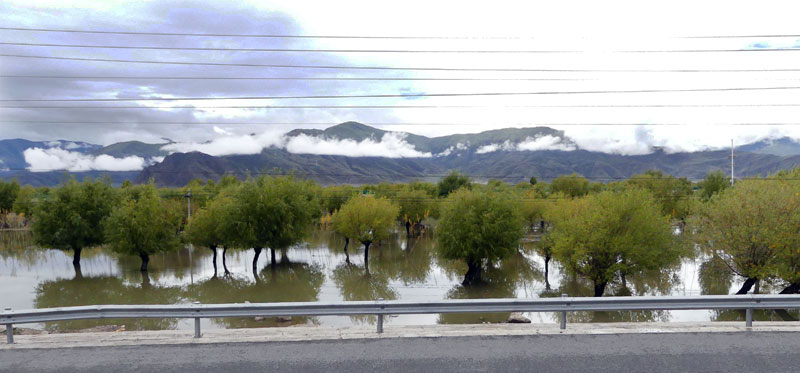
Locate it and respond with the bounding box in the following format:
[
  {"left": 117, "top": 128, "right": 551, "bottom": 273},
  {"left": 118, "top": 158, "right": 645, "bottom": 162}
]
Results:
[
  {"left": 34, "top": 272, "right": 182, "bottom": 331},
  {"left": 5, "top": 228, "right": 800, "bottom": 331},
  {"left": 186, "top": 257, "right": 324, "bottom": 328}
]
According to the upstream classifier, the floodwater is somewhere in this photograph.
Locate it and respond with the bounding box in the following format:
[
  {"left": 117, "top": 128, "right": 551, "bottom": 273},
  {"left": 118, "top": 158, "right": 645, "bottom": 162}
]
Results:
[{"left": 0, "top": 229, "right": 793, "bottom": 332}]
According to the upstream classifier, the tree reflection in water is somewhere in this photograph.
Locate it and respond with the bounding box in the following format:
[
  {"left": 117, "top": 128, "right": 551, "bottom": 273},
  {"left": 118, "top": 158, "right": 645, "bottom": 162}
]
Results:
[
  {"left": 699, "top": 257, "right": 800, "bottom": 321},
  {"left": 34, "top": 272, "right": 182, "bottom": 331},
  {"left": 331, "top": 262, "right": 398, "bottom": 324},
  {"left": 538, "top": 267, "right": 678, "bottom": 323},
  {"left": 186, "top": 256, "right": 324, "bottom": 328}
]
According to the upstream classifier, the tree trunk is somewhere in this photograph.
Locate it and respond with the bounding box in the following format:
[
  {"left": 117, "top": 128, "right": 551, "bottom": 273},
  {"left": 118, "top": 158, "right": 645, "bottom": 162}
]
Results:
[
  {"left": 252, "top": 247, "right": 262, "bottom": 275},
  {"left": 270, "top": 248, "right": 276, "bottom": 268},
  {"left": 462, "top": 260, "right": 482, "bottom": 286},
  {"left": 141, "top": 271, "right": 151, "bottom": 288},
  {"left": 593, "top": 280, "right": 608, "bottom": 297},
  {"left": 544, "top": 255, "right": 551, "bottom": 286},
  {"left": 754, "top": 279, "right": 760, "bottom": 294},
  {"left": 73, "top": 247, "right": 82, "bottom": 266},
  {"left": 364, "top": 241, "right": 371, "bottom": 272},
  {"left": 73, "top": 264, "right": 83, "bottom": 279},
  {"left": 222, "top": 246, "right": 231, "bottom": 275},
  {"left": 736, "top": 277, "right": 757, "bottom": 294},
  {"left": 779, "top": 282, "right": 800, "bottom": 294},
  {"left": 209, "top": 245, "right": 218, "bottom": 278},
  {"left": 139, "top": 252, "right": 150, "bottom": 272},
  {"left": 343, "top": 238, "right": 350, "bottom": 263},
  {"left": 405, "top": 221, "right": 411, "bottom": 236}
]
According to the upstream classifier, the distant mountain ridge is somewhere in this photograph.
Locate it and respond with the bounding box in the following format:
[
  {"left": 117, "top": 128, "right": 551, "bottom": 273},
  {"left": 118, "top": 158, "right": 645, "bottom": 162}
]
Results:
[{"left": 3, "top": 122, "right": 800, "bottom": 186}]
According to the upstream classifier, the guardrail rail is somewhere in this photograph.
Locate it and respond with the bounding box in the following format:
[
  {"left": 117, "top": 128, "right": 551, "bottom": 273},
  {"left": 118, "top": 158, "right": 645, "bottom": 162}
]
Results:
[{"left": 3, "top": 294, "right": 800, "bottom": 344}]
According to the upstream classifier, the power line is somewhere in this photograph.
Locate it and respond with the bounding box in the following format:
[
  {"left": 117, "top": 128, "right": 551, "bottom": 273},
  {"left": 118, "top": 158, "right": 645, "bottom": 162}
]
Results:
[
  {"left": 4, "top": 120, "right": 800, "bottom": 126},
  {"left": 5, "top": 86, "right": 800, "bottom": 102},
  {"left": 0, "top": 75, "right": 597, "bottom": 81},
  {"left": 2, "top": 26, "right": 799, "bottom": 40},
  {"left": 7, "top": 167, "right": 800, "bottom": 182},
  {"left": 4, "top": 41, "right": 800, "bottom": 53},
  {"left": 4, "top": 54, "right": 800, "bottom": 73},
  {"left": 3, "top": 104, "right": 800, "bottom": 109}
]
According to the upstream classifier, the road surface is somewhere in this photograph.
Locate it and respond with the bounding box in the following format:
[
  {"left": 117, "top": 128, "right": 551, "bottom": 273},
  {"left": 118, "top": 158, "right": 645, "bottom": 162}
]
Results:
[{"left": 1, "top": 332, "right": 797, "bottom": 372}]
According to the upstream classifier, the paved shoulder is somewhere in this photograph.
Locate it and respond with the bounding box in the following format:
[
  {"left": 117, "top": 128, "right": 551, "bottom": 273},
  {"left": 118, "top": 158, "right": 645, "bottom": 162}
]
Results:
[{"left": 1, "top": 332, "right": 798, "bottom": 372}]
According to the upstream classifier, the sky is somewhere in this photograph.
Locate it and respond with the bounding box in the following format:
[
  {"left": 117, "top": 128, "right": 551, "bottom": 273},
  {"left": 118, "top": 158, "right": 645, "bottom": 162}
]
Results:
[{"left": 2, "top": 0, "right": 800, "bottom": 170}]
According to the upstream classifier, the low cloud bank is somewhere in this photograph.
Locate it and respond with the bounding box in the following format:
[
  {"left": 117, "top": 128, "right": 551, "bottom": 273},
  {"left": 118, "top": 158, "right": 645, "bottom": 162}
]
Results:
[
  {"left": 476, "top": 135, "right": 575, "bottom": 154},
  {"left": 162, "top": 131, "right": 432, "bottom": 158},
  {"left": 24, "top": 148, "right": 152, "bottom": 172},
  {"left": 285, "top": 132, "right": 431, "bottom": 158}
]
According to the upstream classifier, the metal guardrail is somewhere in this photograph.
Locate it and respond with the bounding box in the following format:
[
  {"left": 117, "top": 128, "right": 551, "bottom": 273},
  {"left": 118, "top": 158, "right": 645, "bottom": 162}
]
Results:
[{"left": 3, "top": 294, "right": 800, "bottom": 344}]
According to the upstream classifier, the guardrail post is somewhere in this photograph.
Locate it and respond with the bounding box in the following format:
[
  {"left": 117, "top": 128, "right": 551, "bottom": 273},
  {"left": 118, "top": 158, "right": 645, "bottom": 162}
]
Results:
[
  {"left": 4, "top": 307, "right": 12, "bottom": 344},
  {"left": 745, "top": 308, "right": 753, "bottom": 328},
  {"left": 377, "top": 298, "right": 384, "bottom": 334},
  {"left": 193, "top": 302, "right": 201, "bottom": 338},
  {"left": 560, "top": 294, "right": 567, "bottom": 330}
]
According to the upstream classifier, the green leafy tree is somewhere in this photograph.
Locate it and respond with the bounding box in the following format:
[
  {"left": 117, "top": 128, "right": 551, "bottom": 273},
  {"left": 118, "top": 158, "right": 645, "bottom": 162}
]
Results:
[
  {"left": 395, "top": 188, "right": 432, "bottom": 236},
  {"left": 696, "top": 179, "right": 800, "bottom": 294},
  {"left": 11, "top": 185, "right": 37, "bottom": 218},
  {"left": 437, "top": 171, "right": 471, "bottom": 197},
  {"left": 104, "top": 184, "right": 183, "bottom": 272},
  {"left": 626, "top": 170, "right": 694, "bottom": 219},
  {"left": 547, "top": 188, "right": 679, "bottom": 296},
  {"left": 332, "top": 196, "right": 399, "bottom": 270},
  {"left": 185, "top": 191, "right": 239, "bottom": 277},
  {"left": 32, "top": 178, "right": 118, "bottom": 268},
  {"left": 437, "top": 189, "right": 525, "bottom": 285},
  {"left": 529, "top": 176, "right": 537, "bottom": 186},
  {"left": 231, "top": 176, "right": 320, "bottom": 273},
  {"left": 550, "top": 173, "right": 590, "bottom": 198},
  {"left": 698, "top": 170, "right": 730, "bottom": 201},
  {"left": 320, "top": 184, "right": 358, "bottom": 214},
  {"left": 0, "top": 178, "right": 20, "bottom": 211}
]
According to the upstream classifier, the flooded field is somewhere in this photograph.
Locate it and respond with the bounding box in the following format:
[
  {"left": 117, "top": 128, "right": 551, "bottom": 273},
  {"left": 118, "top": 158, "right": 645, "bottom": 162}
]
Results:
[{"left": 0, "top": 228, "right": 790, "bottom": 332}]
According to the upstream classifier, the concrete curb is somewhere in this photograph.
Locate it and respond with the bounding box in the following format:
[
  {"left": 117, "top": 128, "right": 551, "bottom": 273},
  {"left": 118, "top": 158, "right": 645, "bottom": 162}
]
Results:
[{"left": 2, "top": 322, "right": 799, "bottom": 350}]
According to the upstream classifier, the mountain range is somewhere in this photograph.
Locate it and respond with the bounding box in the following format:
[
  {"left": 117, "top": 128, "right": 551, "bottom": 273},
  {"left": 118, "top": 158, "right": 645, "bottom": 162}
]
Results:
[{"left": 3, "top": 122, "right": 800, "bottom": 187}]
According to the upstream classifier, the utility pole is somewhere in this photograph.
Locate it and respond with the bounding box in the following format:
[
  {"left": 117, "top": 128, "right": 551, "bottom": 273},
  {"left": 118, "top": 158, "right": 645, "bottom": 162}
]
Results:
[
  {"left": 185, "top": 188, "right": 193, "bottom": 284},
  {"left": 186, "top": 188, "right": 191, "bottom": 219},
  {"left": 730, "top": 139, "right": 735, "bottom": 187}
]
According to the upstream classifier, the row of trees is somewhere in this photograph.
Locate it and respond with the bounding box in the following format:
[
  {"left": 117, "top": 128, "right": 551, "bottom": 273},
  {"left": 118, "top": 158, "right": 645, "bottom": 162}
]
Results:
[{"left": 9, "top": 168, "right": 800, "bottom": 300}]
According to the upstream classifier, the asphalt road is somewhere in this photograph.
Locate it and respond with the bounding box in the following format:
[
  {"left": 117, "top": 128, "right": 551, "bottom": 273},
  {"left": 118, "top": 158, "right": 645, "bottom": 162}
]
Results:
[{"left": 1, "top": 332, "right": 798, "bottom": 372}]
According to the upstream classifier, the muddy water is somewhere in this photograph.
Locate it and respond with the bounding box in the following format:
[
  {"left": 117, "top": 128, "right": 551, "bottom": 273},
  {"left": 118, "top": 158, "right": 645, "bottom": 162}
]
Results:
[{"left": 0, "top": 229, "right": 791, "bottom": 331}]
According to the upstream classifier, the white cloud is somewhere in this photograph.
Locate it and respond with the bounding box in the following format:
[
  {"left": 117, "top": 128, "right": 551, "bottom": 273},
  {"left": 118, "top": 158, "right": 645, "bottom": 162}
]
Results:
[
  {"left": 476, "top": 136, "right": 575, "bottom": 154},
  {"left": 284, "top": 132, "right": 431, "bottom": 158},
  {"left": 161, "top": 131, "right": 432, "bottom": 158},
  {"left": 160, "top": 131, "right": 285, "bottom": 156},
  {"left": 24, "top": 148, "right": 148, "bottom": 172},
  {"left": 212, "top": 126, "right": 231, "bottom": 135},
  {"left": 435, "top": 142, "right": 468, "bottom": 157}
]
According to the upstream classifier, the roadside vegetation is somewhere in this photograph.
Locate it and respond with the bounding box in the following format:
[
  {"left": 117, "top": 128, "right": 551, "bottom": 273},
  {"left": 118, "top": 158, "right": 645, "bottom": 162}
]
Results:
[{"left": 3, "top": 167, "right": 800, "bottom": 302}]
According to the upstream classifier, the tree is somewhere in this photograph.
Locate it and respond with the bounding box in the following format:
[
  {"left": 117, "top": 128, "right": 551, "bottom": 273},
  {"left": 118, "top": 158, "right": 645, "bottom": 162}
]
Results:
[
  {"left": 231, "top": 176, "right": 320, "bottom": 274},
  {"left": 437, "top": 189, "right": 525, "bottom": 285},
  {"left": 626, "top": 170, "right": 694, "bottom": 219},
  {"left": 332, "top": 196, "right": 399, "bottom": 271},
  {"left": 550, "top": 173, "right": 590, "bottom": 198},
  {"left": 32, "top": 178, "right": 118, "bottom": 269},
  {"left": 698, "top": 170, "right": 730, "bottom": 201},
  {"left": 185, "top": 191, "right": 238, "bottom": 277},
  {"left": 11, "top": 185, "right": 37, "bottom": 218},
  {"left": 547, "top": 189, "right": 679, "bottom": 296},
  {"left": 696, "top": 180, "right": 800, "bottom": 294},
  {"left": 437, "top": 171, "right": 471, "bottom": 197},
  {"left": 0, "top": 178, "right": 20, "bottom": 212},
  {"left": 395, "top": 188, "right": 432, "bottom": 236},
  {"left": 320, "top": 184, "right": 358, "bottom": 214},
  {"left": 104, "top": 184, "right": 183, "bottom": 272}
]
